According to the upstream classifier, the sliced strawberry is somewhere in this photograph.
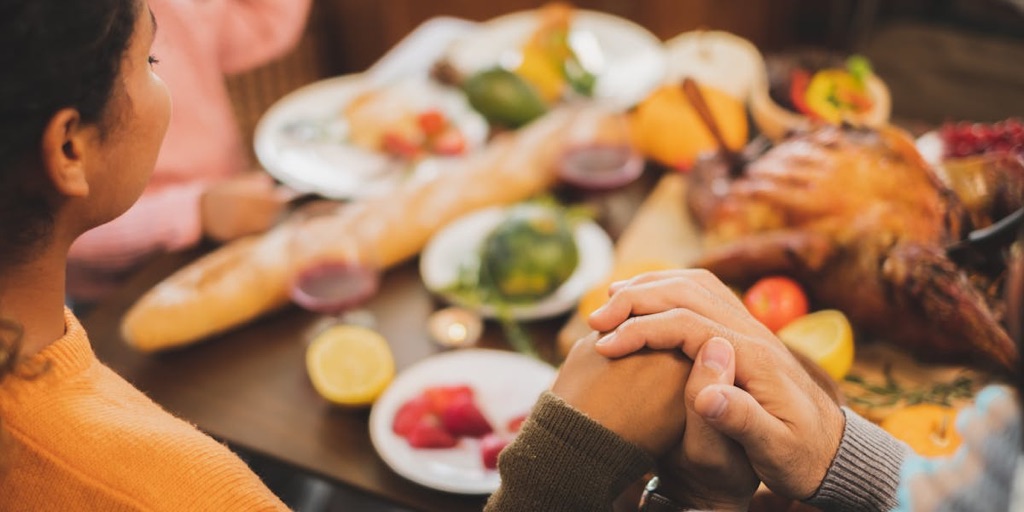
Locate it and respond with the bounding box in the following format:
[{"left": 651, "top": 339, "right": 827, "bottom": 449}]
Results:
[
  {"left": 506, "top": 413, "right": 529, "bottom": 434},
  {"left": 424, "top": 385, "right": 474, "bottom": 415},
  {"left": 431, "top": 128, "right": 467, "bottom": 156},
  {"left": 406, "top": 415, "right": 458, "bottom": 449},
  {"left": 392, "top": 395, "right": 431, "bottom": 437},
  {"left": 480, "top": 433, "right": 509, "bottom": 470},
  {"left": 417, "top": 109, "right": 448, "bottom": 137},
  {"left": 440, "top": 394, "right": 493, "bottom": 438}
]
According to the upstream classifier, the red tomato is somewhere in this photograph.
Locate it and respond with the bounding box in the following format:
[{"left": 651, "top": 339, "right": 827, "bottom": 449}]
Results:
[
  {"left": 431, "top": 128, "right": 467, "bottom": 156},
  {"left": 788, "top": 69, "right": 816, "bottom": 119},
  {"left": 381, "top": 130, "right": 423, "bottom": 159},
  {"left": 742, "top": 276, "right": 809, "bottom": 332},
  {"left": 417, "top": 109, "right": 448, "bottom": 137}
]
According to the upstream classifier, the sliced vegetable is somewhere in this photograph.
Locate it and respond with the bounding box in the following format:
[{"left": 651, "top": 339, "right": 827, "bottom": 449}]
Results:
[
  {"left": 381, "top": 130, "right": 423, "bottom": 160},
  {"left": 845, "top": 54, "right": 873, "bottom": 86},
  {"left": 431, "top": 128, "right": 467, "bottom": 156},
  {"left": 789, "top": 69, "right": 815, "bottom": 119},
  {"left": 417, "top": 109, "right": 448, "bottom": 137}
]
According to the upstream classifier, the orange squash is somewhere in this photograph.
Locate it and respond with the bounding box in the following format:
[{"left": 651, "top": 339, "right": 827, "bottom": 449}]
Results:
[
  {"left": 629, "top": 82, "right": 747, "bottom": 170},
  {"left": 880, "top": 404, "right": 963, "bottom": 457}
]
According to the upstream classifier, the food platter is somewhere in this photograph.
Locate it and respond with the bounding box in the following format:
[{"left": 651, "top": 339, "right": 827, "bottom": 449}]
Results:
[
  {"left": 443, "top": 9, "right": 667, "bottom": 110},
  {"left": 420, "top": 205, "right": 614, "bottom": 321},
  {"left": 254, "top": 75, "right": 489, "bottom": 200},
  {"left": 368, "top": 349, "right": 556, "bottom": 494}
]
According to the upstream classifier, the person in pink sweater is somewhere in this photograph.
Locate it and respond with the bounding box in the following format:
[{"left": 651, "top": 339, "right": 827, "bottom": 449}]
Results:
[{"left": 67, "top": 0, "right": 312, "bottom": 301}]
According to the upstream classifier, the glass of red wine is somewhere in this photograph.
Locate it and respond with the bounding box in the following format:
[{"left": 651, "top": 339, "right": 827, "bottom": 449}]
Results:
[
  {"left": 557, "top": 102, "right": 644, "bottom": 191},
  {"left": 286, "top": 201, "right": 381, "bottom": 326}
]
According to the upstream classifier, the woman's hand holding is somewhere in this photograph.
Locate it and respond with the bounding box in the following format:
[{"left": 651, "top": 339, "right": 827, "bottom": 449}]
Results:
[
  {"left": 552, "top": 333, "right": 692, "bottom": 457},
  {"left": 657, "top": 337, "right": 760, "bottom": 511},
  {"left": 589, "top": 269, "right": 845, "bottom": 501}
]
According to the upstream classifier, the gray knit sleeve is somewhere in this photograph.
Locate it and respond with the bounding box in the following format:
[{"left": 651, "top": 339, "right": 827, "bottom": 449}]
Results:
[{"left": 804, "top": 407, "right": 910, "bottom": 512}]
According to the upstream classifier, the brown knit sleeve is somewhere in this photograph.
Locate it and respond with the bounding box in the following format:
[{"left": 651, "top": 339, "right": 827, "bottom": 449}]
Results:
[{"left": 484, "top": 391, "right": 654, "bottom": 512}]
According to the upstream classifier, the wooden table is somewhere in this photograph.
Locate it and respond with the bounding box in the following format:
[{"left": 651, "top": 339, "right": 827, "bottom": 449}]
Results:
[
  {"left": 80, "top": 174, "right": 657, "bottom": 512},
  {"left": 82, "top": 254, "right": 563, "bottom": 511}
]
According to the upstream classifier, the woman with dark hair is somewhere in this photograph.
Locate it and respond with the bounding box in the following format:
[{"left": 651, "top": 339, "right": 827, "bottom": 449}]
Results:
[{"left": 0, "top": 1, "right": 287, "bottom": 508}]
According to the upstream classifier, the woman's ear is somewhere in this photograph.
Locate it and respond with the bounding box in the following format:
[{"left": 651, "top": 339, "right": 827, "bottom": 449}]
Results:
[{"left": 40, "top": 108, "right": 92, "bottom": 198}]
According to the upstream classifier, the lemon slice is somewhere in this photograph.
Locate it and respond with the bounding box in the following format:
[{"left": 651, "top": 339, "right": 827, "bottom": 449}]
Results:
[
  {"left": 306, "top": 324, "right": 395, "bottom": 407},
  {"left": 776, "top": 309, "right": 855, "bottom": 381}
]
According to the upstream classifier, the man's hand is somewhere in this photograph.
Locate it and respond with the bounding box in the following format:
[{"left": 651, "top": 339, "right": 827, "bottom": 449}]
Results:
[{"left": 589, "top": 269, "right": 844, "bottom": 500}]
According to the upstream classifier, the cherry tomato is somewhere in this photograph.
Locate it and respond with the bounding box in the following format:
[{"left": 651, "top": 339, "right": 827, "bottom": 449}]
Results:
[
  {"left": 381, "top": 130, "right": 423, "bottom": 159},
  {"left": 742, "top": 276, "right": 809, "bottom": 332},
  {"left": 417, "top": 109, "right": 448, "bottom": 137},
  {"left": 431, "top": 128, "right": 467, "bottom": 156}
]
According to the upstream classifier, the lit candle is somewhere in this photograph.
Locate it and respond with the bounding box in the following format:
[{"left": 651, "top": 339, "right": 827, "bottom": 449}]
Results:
[{"left": 427, "top": 307, "right": 483, "bottom": 348}]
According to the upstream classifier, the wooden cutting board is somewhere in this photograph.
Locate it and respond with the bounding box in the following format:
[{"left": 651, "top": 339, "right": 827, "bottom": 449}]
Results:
[{"left": 839, "top": 341, "right": 992, "bottom": 424}]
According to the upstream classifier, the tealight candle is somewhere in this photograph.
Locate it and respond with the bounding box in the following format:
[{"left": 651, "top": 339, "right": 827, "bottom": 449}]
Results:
[{"left": 427, "top": 307, "right": 483, "bottom": 348}]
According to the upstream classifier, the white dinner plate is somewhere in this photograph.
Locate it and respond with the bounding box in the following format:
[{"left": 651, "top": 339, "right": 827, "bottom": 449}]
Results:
[
  {"left": 443, "top": 9, "right": 667, "bottom": 110},
  {"left": 369, "top": 349, "right": 556, "bottom": 494},
  {"left": 916, "top": 130, "right": 944, "bottom": 166},
  {"left": 254, "top": 75, "right": 489, "bottom": 200},
  {"left": 420, "top": 205, "right": 615, "bottom": 321}
]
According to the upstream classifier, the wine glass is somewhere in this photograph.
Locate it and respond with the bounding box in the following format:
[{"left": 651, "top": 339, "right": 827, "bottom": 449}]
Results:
[
  {"left": 286, "top": 201, "right": 381, "bottom": 327},
  {"left": 557, "top": 101, "right": 644, "bottom": 191}
]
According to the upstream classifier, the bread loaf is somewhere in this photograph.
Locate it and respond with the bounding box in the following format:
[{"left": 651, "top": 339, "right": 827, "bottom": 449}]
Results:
[{"left": 122, "top": 109, "right": 582, "bottom": 351}]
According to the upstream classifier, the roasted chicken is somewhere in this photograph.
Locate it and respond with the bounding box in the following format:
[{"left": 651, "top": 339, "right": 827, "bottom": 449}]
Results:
[{"left": 687, "top": 125, "right": 1021, "bottom": 372}]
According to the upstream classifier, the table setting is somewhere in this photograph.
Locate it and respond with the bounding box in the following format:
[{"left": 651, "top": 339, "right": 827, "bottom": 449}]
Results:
[{"left": 84, "top": 3, "right": 1023, "bottom": 511}]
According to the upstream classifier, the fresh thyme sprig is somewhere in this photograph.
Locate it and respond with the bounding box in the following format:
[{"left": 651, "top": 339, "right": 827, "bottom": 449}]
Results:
[{"left": 843, "top": 365, "right": 976, "bottom": 409}]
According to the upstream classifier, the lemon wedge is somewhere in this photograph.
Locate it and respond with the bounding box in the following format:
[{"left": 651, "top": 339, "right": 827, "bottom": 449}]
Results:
[
  {"left": 306, "top": 324, "right": 395, "bottom": 407},
  {"left": 776, "top": 309, "right": 855, "bottom": 381}
]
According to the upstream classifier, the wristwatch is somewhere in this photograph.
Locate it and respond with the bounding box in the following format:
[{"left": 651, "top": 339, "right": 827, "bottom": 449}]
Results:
[{"left": 638, "top": 476, "right": 688, "bottom": 512}]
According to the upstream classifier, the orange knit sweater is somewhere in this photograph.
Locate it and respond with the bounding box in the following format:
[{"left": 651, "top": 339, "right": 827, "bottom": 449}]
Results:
[{"left": 0, "top": 309, "right": 288, "bottom": 511}]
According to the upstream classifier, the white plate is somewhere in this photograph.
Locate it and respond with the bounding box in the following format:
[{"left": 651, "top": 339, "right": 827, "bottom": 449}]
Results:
[
  {"left": 369, "top": 349, "right": 556, "bottom": 494},
  {"left": 916, "top": 130, "right": 944, "bottom": 166},
  {"left": 254, "top": 75, "right": 489, "bottom": 200},
  {"left": 420, "top": 205, "right": 615, "bottom": 321},
  {"left": 444, "top": 9, "right": 667, "bottom": 110}
]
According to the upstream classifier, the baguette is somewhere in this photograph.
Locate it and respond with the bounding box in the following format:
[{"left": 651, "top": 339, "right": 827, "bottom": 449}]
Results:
[{"left": 122, "top": 109, "right": 582, "bottom": 351}]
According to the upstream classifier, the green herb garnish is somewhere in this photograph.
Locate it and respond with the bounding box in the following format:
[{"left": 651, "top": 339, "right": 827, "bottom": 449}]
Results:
[
  {"left": 844, "top": 365, "right": 975, "bottom": 409},
  {"left": 845, "top": 55, "right": 873, "bottom": 87}
]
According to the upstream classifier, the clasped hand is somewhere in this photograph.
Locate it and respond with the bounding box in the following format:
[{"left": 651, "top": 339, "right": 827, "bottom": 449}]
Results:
[{"left": 552, "top": 269, "right": 846, "bottom": 509}]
